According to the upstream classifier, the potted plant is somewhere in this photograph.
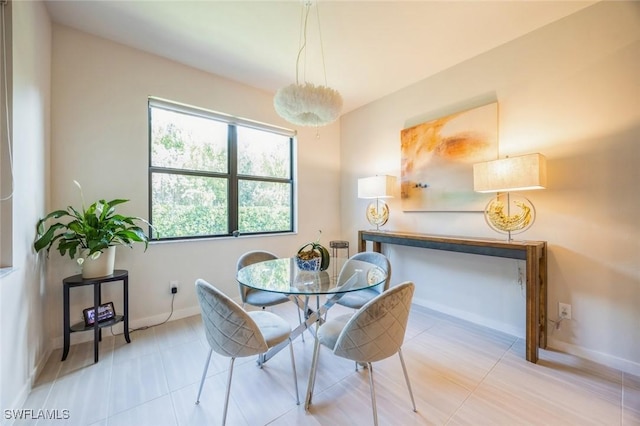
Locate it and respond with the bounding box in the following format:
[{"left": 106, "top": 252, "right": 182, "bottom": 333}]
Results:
[
  {"left": 295, "top": 230, "right": 330, "bottom": 271},
  {"left": 34, "top": 181, "right": 154, "bottom": 278}
]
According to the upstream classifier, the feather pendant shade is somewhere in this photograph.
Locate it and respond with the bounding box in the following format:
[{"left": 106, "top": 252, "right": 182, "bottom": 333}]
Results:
[{"left": 274, "top": 83, "right": 342, "bottom": 127}]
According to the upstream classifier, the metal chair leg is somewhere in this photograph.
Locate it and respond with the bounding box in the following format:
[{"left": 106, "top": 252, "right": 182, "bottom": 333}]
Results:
[
  {"left": 398, "top": 348, "right": 417, "bottom": 412},
  {"left": 288, "top": 338, "right": 300, "bottom": 405},
  {"left": 195, "top": 347, "right": 213, "bottom": 404},
  {"left": 222, "top": 357, "right": 236, "bottom": 426},
  {"left": 297, "top": 302, "right": 305, "bottom": 343},
  {"left": 367, "top": 362, "right": 378, "bottom": 426},
  {"left": 305, "top": 335, "right": 322, "bottom": 410}
]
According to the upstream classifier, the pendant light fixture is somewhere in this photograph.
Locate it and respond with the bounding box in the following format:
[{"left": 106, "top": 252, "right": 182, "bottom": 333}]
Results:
[{"left": 274, "top": 0, "right": 343, "bottom": 127}]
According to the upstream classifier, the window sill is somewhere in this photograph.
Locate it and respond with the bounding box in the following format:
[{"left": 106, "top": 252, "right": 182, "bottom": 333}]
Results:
[{"left": 0, "top": 266, "right": 17, "bottom": 279}]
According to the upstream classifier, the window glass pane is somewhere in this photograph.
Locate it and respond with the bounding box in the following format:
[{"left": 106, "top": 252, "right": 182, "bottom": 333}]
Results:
[
  {"left": 238, "top": 180, "right": 291, "bottom": 233},
  {"left": 151, "top": 107, "right": 228, "bottom": 173},
  {"left": 151, "top": 173, "right": 228, "bottom": 238},
  {"left": 149, "top": 98, "right": 295, "bottom": 240},
  {"left": 237, "top": 126, "right": 290, "bottom": 178}
]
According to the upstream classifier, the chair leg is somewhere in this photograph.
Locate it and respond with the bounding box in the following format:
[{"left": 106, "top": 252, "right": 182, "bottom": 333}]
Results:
[
  {"left": 195, "top": 347, "right": 213, "bottom": 404},
  {"left": 222, "top": 357, "right": 236, "bottom": 426},
  {"left": 304, "top": 334, "right": 322, "bottom": 410},
  {"left": 367, "top": 362, "right": 379, "bottom": 426},
  {"left": 398, "top": 348, "right": 417, "bottom": 412},
  {"left": 288, "top": 338, "right": 300, "bottom": 405},
  {"left": 297, "top": 302, "right": 305, "bottom": 343}
]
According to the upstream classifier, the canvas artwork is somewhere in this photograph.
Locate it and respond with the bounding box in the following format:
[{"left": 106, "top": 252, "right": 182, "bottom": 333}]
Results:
[{"left": 400, "top": 102, "right": 498, "bottom": 211}]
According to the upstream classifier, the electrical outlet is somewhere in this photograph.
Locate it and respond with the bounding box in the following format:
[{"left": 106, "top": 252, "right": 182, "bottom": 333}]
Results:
[
  {"left": 170, "top": 280, "right": 179, "bottom": 294},
  {"left": 559, "top": 302, "right": 571, "bottom": 320}
]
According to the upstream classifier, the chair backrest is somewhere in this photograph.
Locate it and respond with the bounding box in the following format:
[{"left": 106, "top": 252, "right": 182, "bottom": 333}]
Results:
[
  {"left": 195, "top": 279, "right": 268, "bottom": 358},
  {"left": 338, "top": 251, "right": 392, "bottom": 293},
  {"left": 236, "top": 250, "right": 279, "bottom": 302},
  {"left": 236, "top": 250, "right": 278, "bottom": 271},
  {"left": 333, "top": 281, "right": 415, "bottom": 363}
]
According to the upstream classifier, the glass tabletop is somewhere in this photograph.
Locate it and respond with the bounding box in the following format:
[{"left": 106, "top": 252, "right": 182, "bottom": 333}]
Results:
[{"left": 236, "top": 257, "right": 387, "bottom": 295}]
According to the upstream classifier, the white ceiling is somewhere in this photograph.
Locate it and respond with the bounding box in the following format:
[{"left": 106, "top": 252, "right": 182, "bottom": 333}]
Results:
[{"left": 44, "top": 0, "right": 597, "bottom": 114}]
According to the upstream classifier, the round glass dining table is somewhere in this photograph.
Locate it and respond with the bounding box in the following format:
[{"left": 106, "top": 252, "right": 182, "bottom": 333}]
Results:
[
  {"left": 236, "top": 257, "right": 387, "bottom": 296},
  {"left": 236, "top": 256, "right": 387, "bottom": 363}
]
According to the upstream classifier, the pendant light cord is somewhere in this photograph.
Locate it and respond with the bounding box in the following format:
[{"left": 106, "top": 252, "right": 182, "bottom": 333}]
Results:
[
  {"left": 315, "top": 1, "right": 328, "bottom": 87},
  {"left": 294, "top": 0, "right": 328, "bottom": 87},
  {"left": 294, "top": 2, "right": 310, "bottom": 85}
]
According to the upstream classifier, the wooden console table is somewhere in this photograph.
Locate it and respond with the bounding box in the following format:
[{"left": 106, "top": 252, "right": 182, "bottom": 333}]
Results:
[{"left": 358, "top": 230, "right": 547, "bottom": 363}]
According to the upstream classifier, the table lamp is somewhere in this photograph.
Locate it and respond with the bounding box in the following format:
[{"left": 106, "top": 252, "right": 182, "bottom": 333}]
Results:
[
  {"left": 473, "top": 153, "right": 547, "bottom": 241},
  {"left": 358, "top": 175, "right": 396, "bottom": 230}
]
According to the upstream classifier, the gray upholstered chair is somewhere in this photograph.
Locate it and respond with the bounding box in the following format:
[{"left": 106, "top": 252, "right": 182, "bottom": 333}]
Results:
[
  {"left": 237, "top": 250, "right": 304, "bottom": 339},
  {"left": 305, "top": 281, "right": 416, "bottom": 425},
  {"left": 194, "top": 279, "right": 299, "bottom": 425},
  {"left": 335, "top": 251, "right": 392, "bottom": 310},
  {"left": 237, "top": 250, "right": 289, "bottom": 307}
]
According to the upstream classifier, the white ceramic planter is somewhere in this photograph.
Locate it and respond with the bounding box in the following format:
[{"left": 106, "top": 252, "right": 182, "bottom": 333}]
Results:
[{"left": 81, "top": 246, "right": 116, "bottom": 278}]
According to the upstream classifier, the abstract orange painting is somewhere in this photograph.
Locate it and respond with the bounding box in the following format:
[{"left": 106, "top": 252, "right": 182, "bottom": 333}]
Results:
[{"left": 401, "top": 102, "right": 498, "bottom": 211}]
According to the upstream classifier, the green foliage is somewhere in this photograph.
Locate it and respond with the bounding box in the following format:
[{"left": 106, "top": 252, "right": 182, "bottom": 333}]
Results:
[
  {"left": 239, "top": 206, "right": 291, "bottom": 233},
  {"left": 152, "top": 204, "right": 227, "bottom": 238},
  {"left": 34, "top": 182, "right": 153, "bottom": 260},
  {"left": 150, "top": 105, "right": 293, "bottom": 238}
]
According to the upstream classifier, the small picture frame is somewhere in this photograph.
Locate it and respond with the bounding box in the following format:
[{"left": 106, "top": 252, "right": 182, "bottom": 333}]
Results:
[{"left": 83, "top": 302, "right": 115, "bottom": 326}]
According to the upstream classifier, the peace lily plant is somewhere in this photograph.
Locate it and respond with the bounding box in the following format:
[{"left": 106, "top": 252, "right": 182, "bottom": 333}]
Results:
[{"left": 34, "top": 181, "right": 153, "bottom": 272}]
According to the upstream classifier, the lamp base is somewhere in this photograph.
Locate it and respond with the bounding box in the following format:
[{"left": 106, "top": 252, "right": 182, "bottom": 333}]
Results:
[
  {"left": 365, "top": 199, "right": 389, "bottom": 230},
  {"left": 484, "top": 192, "right": 535, "bottom": 241}
]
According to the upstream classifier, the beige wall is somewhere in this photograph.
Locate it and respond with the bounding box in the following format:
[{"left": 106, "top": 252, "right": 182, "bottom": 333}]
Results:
[
  {"left": 47, "top": 25, "right": 342, "bottom": 346},
  {"left": 0, "top": 0, "right": 51, "bottom": 414},
  {"left": 341, "top": 1, "right": 640, "bottom": 374}
]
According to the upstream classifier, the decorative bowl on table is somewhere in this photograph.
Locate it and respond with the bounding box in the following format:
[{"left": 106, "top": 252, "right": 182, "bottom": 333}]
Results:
[
  {"left": 295, "top": 255, "right": 321, "bottom": 271},
  {"left": 295, "top": 231, "right": 330, "bottom": 271}
]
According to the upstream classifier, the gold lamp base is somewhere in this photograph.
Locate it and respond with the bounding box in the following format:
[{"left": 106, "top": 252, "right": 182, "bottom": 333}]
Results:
[
  {"left": 365, "top": 199, "right": 389, "bottom": 230},
  {"left": 484, "top": 192, "right": 535, "bottom": 241}
]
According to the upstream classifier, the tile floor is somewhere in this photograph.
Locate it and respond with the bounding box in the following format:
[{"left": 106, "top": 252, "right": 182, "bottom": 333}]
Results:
[{"left": 15, "top": 301, "right": 640, "bottom": 425}]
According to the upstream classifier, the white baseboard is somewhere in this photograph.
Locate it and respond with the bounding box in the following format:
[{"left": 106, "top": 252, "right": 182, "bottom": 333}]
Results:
[
  {"left": 50, "top": 305, "right": 202, "bottom": 349},
  {"left": 413, "top": 296, "right": 640, "bottom": 376},
  {"left": 548, "top": 338, "right": 640, "bottom": 376},
  {"left": 5, "top": 346, "right": 54, "bottom": 426},
  {"left": 413, "top": 296, "right": 525, "bottom": 338},
  {"left": 9, "top": 306, "right": 200, "bottom": 426}
]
